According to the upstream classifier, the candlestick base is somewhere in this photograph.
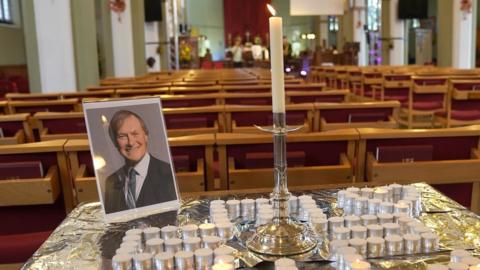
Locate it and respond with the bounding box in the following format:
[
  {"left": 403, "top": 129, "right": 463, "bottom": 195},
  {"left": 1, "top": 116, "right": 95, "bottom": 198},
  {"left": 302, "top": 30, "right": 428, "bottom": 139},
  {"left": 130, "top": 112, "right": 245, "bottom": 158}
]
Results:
[{"left": 246, "top": 219, "right": 317, "bottom": 256}]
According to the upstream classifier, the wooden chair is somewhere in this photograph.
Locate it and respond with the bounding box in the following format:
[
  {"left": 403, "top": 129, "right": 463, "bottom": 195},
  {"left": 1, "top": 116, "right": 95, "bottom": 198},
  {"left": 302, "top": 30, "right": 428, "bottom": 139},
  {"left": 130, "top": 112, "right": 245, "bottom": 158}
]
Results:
[
  {"left": 285, "top": 83, "right": 326, "bottom": 92},
  {"left": 220, "top": 92, "right": 272, "bottom": 106},
  {"left": 0, "top": 113, "right": 33, "bottom": 144},
  {"left": 346, "top": 67, "right": 362, "bottom": 91},
  {"left": 224, "top": 104, "right": 314, "bottom": 133},
  {"left": 163, "top": 105, "right": 225, "bottom": 137},
  {"left": 0, "top": 101, "right": 8, "bottom": 114},
  {"left": 356, "top": 126, "right": 480, "bottom": 212},
  {"left": 287, "top": 89, "right": 349, "bottom": 104},
  {"left": 64, "top": 135, "right": 216, "bottom": 203},
  {"left": 222, "top": 85, "right": 270, "bottom": 93},
  {"left": 33, "top": 112, "right": 87, "bottom": 141},
  {"left": 377, "top": 73, "right": 412, "bottom": 102},
  {"left": 0, "top": 140, "right": 70, "bottom": 267},
  {"left": 5, "top": 93, "right": 60, "bottom": 101},
  {"left": 333, "top": 66, "right": 349, "bottom": 89},
  {"left": 8, "top": 98, "right": 81, "bottom": 115},
  {"left": 215, "top": 130, "right": 358, "bottom": 190},
  {"left": 313, "top": 101, "right": 400, "bottom": 131},
  {"left": 398, "top": 76, "right": 448, "bottom": 128},
  {"left": 434, "top": 80, "right": 480, "bottom": 127}
]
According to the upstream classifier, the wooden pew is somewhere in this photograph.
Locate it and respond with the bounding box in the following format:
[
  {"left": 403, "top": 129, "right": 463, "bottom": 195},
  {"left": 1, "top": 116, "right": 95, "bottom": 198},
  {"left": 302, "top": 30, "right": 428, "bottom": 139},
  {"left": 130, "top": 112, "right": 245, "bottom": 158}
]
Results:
[
  {"left": 33, "top": 112, "right": 87, "bottom": 141},
  {"left": 313, "top": 101, "right": 400, "bottom": 131},
  {"left": 169, "top": 85, "right": 222, "bottom": 95},
  {"left": 356, "top": 125, "right": 480, "bottom": 212},
  {"left": 0, "top": 113, "right": 33, "bottom": 144},
  {"left": 215, "top": 130, "right": 358, "bottom": 190},
  {"left": 115, "top": 87, "right": 169, "bottom": 98},
  {"left": 287, "top": 89, "right": 350, "bottom": 104},
  {"left": 8, "top": 98, "right": 81, "bottom": 115},
  {"left": 63, "top": 134, "right": 216, "bottom": 203},
  {"left": 163, "top": 105, "right": 225, "bottom": 136}
]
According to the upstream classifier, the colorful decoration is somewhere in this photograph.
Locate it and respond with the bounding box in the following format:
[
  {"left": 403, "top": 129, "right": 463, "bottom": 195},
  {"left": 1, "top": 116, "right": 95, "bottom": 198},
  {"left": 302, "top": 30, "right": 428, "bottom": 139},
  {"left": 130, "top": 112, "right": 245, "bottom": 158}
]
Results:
[
  {"left": 460, "top": 0, "right": 472, "bottom": 14},
  {"left": 109, "top": 0, "right": 126, "bottom": 22}
]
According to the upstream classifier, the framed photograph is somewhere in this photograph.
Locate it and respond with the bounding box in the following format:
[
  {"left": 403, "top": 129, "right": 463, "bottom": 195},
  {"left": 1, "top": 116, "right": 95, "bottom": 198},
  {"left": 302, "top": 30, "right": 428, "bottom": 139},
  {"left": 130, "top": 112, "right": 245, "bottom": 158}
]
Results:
[{"left": 83, "top": 98, "right": 180, "bottom": 222}]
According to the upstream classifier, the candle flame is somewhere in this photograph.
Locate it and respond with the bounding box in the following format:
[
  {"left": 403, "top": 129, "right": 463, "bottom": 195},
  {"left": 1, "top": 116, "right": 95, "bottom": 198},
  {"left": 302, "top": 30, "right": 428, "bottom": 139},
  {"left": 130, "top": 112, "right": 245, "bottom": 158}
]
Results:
[
  {"left": 101, "top": 115, "right": 108, "bottom": 124},
  {"left": 267, "top": 4, "right": 276, "bottom": 16}
]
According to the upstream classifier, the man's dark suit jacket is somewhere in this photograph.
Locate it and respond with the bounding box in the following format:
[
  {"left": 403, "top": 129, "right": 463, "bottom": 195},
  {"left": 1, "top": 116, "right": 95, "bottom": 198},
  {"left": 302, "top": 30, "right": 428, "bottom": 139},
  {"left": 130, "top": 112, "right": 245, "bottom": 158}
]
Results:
[{"left": 104, "top": 155, "right": 177, "bottom": 214}]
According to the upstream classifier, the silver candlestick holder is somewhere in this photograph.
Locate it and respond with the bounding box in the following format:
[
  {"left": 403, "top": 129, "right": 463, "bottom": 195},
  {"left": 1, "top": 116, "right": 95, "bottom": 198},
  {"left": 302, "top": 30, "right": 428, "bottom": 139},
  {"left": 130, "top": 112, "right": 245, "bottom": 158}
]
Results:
[{"left": 246, "top": 112, "right": 317, "bottom": 256}]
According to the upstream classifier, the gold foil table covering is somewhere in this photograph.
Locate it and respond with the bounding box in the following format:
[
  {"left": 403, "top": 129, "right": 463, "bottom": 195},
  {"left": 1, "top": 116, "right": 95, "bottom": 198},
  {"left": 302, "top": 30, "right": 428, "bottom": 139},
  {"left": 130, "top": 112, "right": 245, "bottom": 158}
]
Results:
[{"left": 22, "top": 183, "right": 480, "bottom": 269}]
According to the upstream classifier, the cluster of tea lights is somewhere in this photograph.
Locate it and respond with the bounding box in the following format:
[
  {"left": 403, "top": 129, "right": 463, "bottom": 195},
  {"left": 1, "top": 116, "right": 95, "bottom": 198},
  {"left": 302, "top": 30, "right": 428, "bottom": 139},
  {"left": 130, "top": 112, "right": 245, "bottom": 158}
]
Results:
[
  {"left": 112, "top": 224, "right": 236, "bottom": 270},
  {"left": 425, "top": 249, "right": 480, "bottom": 270},
  {"left": 326, "top": 184, "right": 440, "bottom": 259}
]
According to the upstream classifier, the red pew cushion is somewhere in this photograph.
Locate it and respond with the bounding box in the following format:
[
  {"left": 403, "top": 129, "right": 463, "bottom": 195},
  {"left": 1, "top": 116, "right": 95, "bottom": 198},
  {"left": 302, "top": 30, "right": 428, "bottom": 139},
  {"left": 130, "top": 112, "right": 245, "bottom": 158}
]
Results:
[
  {"left": 0, "top": 230, "right": 52, "bottom": 264},
  {"left": 435, "top": 110, "right": 480, "bottom": 121}
]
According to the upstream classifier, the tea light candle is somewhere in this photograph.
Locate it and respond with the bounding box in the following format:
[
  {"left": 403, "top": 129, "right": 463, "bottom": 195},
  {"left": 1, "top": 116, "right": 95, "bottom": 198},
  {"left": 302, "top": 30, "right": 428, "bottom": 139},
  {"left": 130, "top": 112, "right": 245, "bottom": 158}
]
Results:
[
  {"left": 329, "top": 239, "right": 349, "bottom": 254},
  {"left": 407, "top": 221, "right": 423, "bottom": 234},
  {"left": 146, "top": 238, "right": 164, "bottom": 254},
  {"left": 383, "top": 222, "right": 400, "bottom": 237},
  {"left": 367, "top": 199, "right": 381, "bottom": 215},
  {"left": 212, "top": 263, "right": 234, "bottom": 270},
  {"left": 347, "top": 187, "right": 360, "bottom": 195},
  {"left": 349, "top": 260, "right": 371, "bottom": 270},
  {"left": 257, "top": 212, "right": 273, "bottom": 226},
  {"left": 329, "top": 216, "right": 345, "bottom": 233},
  {"left": 199, "top": 223, "right": 216, "bottom": 237},
  {"left": 288, "top": 195, "right": 298, "bottom": 214},
  {"left": 393, "top": 212, "right": 408, "bottom": 223},
  {"left": 164, "top": 238, "right": 183, "bottom": 254},
  {"left": 360, "top": 214, "right": 377, "bottom": 226},
  {"left": 354, "top": 197, "right": 369, "bottom": 216},
  {"left": 274, "top": 257, "right": 296, "bottom": 269},
  {"left": 120, "top": 241, "right": 139, "bottom": 250},
  {"left": 414, "top": 225, "right": 431, "bottom": 235},
  {"left": 366, "top": 237, "right": 385, "bottom": 258},
  {"left": 216, "top": 222, "right": 234, "bottom": 240},
  {"left": 194, "top": 248, "right": 213, "bottom": 270},
  {"left": 361, "top": 187, "right": 374, "bottom": 199},
  {"left": 377, "top": 213, "right": 394, "bottom": 224},
  {"left": 403, "top": 233, "right": 421, "bottom": 254},
  {"left": 426, "top": 264, "right": 448, "bottom": 270},
  {"left": 309, "top": 210, "right": 326, "bottom": 222},
  {"left": 203, "top": 235, "right": 222, "bottom": 250},
  {"left": 379, "top": 202, "right": 394, "bottom": 214},
  {"left": 116, "top": 246, "right": 136, "bottom": 256},
  {"left": 344, "top": 193, "right": 359, "bottom": 215},
  {"left": 311, "top": 216, "right": 328, "bottom": 234},
  {"left": 345, "top": 215, "right": 361, "bottom": 228},
  {"left": 181, "top": 224, "right": 199, "bottom": 239},
  {"left": 183, "top": 237, "right": 202, "bottom": 252},
  {"left": 112, "top": 253, "right": 133, "bottom": 270},
  {"left": 394, "top": 203, "right": 410, "bottom": 215},
  {"left": 344, "top": 254, "right": 364, "bottom": 270},
  {"left": 461, "top": 256, "right": 480, "bottom": 267},
  {"left": 374, "top": 188, "right": 388, "bottom": 201},
  {"left": 241, "top": 198, "right": 255, "bottom": 221},
  {"left": 338, "top": 190, "right": 347, "bottom": 208},
  {"left": 226, "top": 199, "right": 240, "bottom": 220},
  {"left": 469, "top": 265, "right": 480, "bottom": 270},
  {"left": 349, "top": 238, "right": 367, "bottom": 257},
  {"left": 390, "top": 183, "right": 403, "bottom": 196},
  {"left": 175, "top": 250, "right": 195, "bottom": 270},
  {"left": 451, "top": 249, "right": 471, "bottom": 263},
  {"left": 398, "top": 216, "right": 413, "bottom": 234},
  {"left": 448, "top": 262, "right": 469, "bottom": 270},
  {"left": 335, "top": 246, "right": 357, "bottom": 270},
  {"left": 210, "top": 199, "right": 225, "bottom": 206},
  {"left": 160, "top": 225, "right": 178, "bottom": 240},
  {"left": 133, "top": 253, "right": 153, "bottom": 270},
  {"left": 143, "top": 227, "right": 161, "bottom": 241},
  {"left": 123, "top": 234, "right": 142, "bottom": 245},
  {"left": 154, "top": 251, "right": 174, "bottom": 270},
  {"left": 366, "top": 224, "right": 383, "bottom": 238},
  {"left": 385, "top": 234, "right": 403, "bottom": 256},
  {"left": 351, "top": 225, "right": 368, "bottom": 239},
  {"left": 126, "top": 228, "right": 143, "bottom": 237},
  {"left": 214, "top": 255, "right": 235, "bottom": 265},
  {"left": 214, "top": 246, "right": 234, "bottom": 257},
  {"left": 255, "top": 197, "right": 269, "bottom": 209},
  {"left": 333, "top": 226, "right": 351, "bottom": 240},
  {"left": 299, "top": 204, "right": 317, "bottom": 222}
]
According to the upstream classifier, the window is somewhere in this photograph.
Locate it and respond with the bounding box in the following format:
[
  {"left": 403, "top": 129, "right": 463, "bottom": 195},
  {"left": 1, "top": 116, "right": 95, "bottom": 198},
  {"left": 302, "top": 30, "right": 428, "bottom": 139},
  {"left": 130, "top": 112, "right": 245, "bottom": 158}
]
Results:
[
  {"left": 367, "top": 0, "right": 381, "bottom": 31},
  {"left": 0, "top": 0, "right": 12, "bottom": 24},
  {"left": 328, "top": 16, "right": 339, "bottom": 32}
]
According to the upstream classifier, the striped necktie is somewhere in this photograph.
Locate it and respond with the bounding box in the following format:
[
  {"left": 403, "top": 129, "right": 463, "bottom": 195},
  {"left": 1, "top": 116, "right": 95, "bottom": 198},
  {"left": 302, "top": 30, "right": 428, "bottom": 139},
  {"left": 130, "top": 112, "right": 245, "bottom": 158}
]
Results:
[{"left": 126, "top": 168, "right": 137, "bottom": 209}]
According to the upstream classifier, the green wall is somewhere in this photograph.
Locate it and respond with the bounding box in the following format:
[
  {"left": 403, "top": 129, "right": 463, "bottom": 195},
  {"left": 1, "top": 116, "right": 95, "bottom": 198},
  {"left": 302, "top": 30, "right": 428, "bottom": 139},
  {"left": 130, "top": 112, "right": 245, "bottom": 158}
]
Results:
[
  {"left": 186, "top": 0, "right": 225, "bottom": 60},
  {"left": 71, "top": 0, "right": 99, "bottom": 90},
  {"left": 437, "top": 0, "right": 453, "bottom": 67},
  {"left": 131, "top": 0, "right": 147, "bottom": 76},
  {"left": 21, "top": 0, "right": 41, "bottom": 92},
  {"left": 0, "top": 26, "right": 26, "bottom": 66}
]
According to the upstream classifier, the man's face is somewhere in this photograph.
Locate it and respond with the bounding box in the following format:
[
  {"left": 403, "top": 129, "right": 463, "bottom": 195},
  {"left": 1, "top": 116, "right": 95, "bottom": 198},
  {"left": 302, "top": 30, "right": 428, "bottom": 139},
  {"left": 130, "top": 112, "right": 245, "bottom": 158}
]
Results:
[{"left": 116, "top": 115, "right": 148, "bottom": 164}]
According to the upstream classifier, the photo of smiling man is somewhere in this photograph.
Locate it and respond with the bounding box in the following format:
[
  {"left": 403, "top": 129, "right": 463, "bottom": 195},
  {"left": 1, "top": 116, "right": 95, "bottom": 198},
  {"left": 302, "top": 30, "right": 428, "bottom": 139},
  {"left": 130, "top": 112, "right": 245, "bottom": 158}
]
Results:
[{"left": 83, "top": 98, "right": 179, "bottom": 221}]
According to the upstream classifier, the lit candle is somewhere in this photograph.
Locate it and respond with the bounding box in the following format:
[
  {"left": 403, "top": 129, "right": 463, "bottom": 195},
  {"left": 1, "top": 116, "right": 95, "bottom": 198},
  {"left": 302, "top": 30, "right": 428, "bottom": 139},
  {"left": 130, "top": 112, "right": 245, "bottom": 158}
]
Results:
[
  {"left": 212, "top": 263, "right": 234, "bottom": 270},
  {"left": 267, "top": 4, "right": 285, "bottom": 113},
  {"left": 274, "top": 257, "right": 296, "bottom": 270},
  {"left": 199, "top": 223, "right": 216, "bottom": 237},
  {"left": 349, "top": 260, "right": 371, "bottom": 270}
]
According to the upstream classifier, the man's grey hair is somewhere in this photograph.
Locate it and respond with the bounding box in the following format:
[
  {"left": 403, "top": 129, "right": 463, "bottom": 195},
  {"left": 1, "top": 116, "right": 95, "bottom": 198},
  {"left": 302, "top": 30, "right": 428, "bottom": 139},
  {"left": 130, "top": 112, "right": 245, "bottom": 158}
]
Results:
[{"left": 108, "top": 110, "right": 149, "bottom": 147}]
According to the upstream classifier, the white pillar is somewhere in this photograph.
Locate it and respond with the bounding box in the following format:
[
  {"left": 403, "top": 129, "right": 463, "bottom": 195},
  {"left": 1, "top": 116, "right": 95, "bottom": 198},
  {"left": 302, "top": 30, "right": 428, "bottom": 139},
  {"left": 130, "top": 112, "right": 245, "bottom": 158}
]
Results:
[
  {"left": 452, "top": 0, "right": 474, "bottom": 68},
  {"left": 33, "top": 1, "right": 76, "bottom": 92},
  {"left": 319, "top": 16, "right": 329, "bottom": 48},
  {"left": 111, "top": 0, "right": 135, "bottom": 77},
  {"left": 352, "top": 1, "right": 367, "bottom": 66},
  {"left": 145, "top": 22, "right": 161, "bottom": 72},
  {"left": 388, "top": 0, "right": 405, "bottom": 65}
]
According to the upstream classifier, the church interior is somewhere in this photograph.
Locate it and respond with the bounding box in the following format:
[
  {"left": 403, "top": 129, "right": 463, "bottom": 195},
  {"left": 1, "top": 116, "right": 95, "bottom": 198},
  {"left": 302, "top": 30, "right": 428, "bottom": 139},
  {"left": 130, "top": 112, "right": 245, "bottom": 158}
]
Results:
[{"left": 2, "top": 0, "right": 480, "bottom": 269}]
